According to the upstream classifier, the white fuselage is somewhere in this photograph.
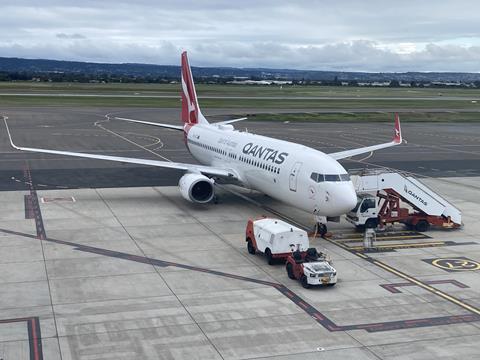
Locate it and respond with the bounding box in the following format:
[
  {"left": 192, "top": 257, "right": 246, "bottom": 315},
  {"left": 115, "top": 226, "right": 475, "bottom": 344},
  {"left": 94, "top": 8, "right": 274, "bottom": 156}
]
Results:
[{"left": 185, "top": 124, "right": 357, "bottom": 217}]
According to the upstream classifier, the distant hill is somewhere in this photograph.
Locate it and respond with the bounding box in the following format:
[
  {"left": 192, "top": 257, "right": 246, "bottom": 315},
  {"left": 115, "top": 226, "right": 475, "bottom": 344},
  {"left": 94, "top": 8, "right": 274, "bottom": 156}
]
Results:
[{"left": 1, "top": 56, "right": 480, "bottom": 83}]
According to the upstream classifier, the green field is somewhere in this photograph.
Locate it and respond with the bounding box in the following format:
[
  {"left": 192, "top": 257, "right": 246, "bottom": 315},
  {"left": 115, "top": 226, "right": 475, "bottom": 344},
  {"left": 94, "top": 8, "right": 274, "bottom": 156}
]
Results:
[
  {"left": 1, "top": 81, "right": 480, "bottom": 98},
  {"left": 1, "top": 82, "right": 479, "bottom": 122}
]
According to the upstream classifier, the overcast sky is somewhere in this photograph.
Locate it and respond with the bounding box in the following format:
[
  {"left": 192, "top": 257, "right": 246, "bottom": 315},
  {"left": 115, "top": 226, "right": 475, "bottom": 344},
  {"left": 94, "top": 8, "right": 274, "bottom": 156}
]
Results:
[{"left": 1, "top": 0, "right": 479, "bottom": 72}]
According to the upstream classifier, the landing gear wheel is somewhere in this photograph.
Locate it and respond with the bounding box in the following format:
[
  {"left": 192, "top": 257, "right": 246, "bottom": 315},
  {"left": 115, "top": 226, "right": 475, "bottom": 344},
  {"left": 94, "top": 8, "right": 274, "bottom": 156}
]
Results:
[
  {"left": 415, "top": 220, "right": 430, "bottom": 232},
  {"left": 301, "top": 275, "right": 310, "bottom": 289},
  {"left": 317, "top": 223, "right": 327, "bottom": 237},
  {"left": 247, "top": 239, "right": 256, "bottom": 255},
  {"left": 286, "top": 263, "right": 295, "bottom": 279},
  {"left": 265, "top": 248, "right": 274, "bottom": 265},
  {"left": 365, "top": 218, "right": 378, "bottom": 229}
]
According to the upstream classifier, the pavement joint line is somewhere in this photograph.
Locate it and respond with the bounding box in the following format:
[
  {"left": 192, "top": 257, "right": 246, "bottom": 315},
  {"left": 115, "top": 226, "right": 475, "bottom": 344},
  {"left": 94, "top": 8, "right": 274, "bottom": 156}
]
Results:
[
  {"left": 4, "top": 220, "right": 479, "bottom": 333},
  {"left": 6, "top": 173, "right": 480, "bottom": 335},
  {"left": 220, "top": 186, "right": 480, "bottom": 317},
  {"left": 95, "top": 184, "right": 228, "bottom": 360},
  {"left": 23, "top": 163, "right": 61, "bottom": 360}
]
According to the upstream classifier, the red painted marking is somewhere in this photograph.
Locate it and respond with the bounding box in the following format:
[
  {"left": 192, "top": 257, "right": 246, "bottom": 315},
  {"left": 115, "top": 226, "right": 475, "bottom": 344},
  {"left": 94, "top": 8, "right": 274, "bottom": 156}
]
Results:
[
  {"left": 298, "top": 301, "right": 308, "bottom": 309},
  {"left": 31, "top": 318, "right": 40, "bottom": 360},
  {"left": 313, "top": 313, "right": 324, "bottom": 320},
  {"left": 405, "top": 319, "right": 430, "bottom": 325},
  {"left": 327, "top": 325, "right": 342, "bottom": 331},
  {"left": 285, "top": 291, "right": 294, "bottom": 298}
]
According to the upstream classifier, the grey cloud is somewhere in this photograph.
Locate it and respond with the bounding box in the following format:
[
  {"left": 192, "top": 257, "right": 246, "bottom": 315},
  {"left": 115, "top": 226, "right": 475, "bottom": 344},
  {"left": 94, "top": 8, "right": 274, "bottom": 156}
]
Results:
[
  {"left": 0, "top": 1, "right": 480, "bottom": 72},
  {"left": 56, "top": 33, "right": 86, "bottom": 39}
]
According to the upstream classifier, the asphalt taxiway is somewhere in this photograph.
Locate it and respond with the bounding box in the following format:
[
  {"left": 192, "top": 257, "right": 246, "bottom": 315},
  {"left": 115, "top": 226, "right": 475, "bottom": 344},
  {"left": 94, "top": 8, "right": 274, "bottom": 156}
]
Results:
[
  {"left": 0, "top": 107, "right": 479, "bottom": 359},
  {"left": 0, "top": 107, "right": 479, "bottom": 191}
]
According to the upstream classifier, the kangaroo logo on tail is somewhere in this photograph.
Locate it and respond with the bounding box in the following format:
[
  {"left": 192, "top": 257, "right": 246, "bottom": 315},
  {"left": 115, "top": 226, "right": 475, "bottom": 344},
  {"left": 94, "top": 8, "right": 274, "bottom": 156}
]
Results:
[{"left": 181, "top": 52, "right": 208, "bottom": 125}]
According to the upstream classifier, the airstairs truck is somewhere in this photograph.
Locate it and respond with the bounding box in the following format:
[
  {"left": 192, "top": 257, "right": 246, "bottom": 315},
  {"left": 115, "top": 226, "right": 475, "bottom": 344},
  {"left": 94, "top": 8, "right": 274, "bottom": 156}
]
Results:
[{"left": 346, "top": 170, "right": 462, "bottom": 231}]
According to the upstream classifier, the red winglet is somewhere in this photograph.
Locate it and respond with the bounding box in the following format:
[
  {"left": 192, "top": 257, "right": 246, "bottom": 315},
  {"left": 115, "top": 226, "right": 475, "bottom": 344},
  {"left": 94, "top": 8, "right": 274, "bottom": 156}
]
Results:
[{"left": 393, "top": 113, "right": 402, "bottom": 144}]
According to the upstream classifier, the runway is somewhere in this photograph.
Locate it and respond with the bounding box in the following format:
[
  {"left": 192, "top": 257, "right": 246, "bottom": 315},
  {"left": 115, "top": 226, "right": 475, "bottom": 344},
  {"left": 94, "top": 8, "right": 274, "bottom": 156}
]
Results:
[{"left": 0, "top": 107, "right": 479, "bottom": 191}]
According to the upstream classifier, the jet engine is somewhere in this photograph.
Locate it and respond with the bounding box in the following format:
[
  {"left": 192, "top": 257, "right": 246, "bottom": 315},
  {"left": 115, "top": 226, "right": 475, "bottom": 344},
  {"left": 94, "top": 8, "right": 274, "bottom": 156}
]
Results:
[{"left": 179, "top": 173, "right": 215, "bottom": 203}]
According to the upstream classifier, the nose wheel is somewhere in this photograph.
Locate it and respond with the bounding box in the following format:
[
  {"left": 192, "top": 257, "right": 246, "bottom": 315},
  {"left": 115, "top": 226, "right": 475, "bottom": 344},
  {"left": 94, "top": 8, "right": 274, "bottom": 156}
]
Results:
[{"left": 316, "top": 223, "right": 328, "bottom": 237}]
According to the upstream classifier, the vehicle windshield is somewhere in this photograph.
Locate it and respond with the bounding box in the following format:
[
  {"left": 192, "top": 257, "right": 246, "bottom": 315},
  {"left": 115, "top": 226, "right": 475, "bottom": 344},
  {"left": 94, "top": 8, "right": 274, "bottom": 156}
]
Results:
[{"left": 360, "top": 198, "right": 376, "bottom": 212}]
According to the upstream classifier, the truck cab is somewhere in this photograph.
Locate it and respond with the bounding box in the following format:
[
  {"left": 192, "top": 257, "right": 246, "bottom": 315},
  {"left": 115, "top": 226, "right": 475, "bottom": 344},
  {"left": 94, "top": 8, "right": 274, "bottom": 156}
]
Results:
[{"left": 346, "top": 193, "right": 379, "bottom": 229}]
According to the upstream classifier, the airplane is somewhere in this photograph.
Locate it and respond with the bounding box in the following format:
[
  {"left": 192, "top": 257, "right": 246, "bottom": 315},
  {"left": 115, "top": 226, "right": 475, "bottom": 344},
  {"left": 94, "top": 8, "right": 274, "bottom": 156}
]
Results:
[{"left": 4, "top": 51, "right": 403, "bottom": 235}]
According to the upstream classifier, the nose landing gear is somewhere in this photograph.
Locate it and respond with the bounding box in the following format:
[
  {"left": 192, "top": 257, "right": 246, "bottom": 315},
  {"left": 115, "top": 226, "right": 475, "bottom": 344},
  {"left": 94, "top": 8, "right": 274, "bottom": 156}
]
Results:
[
  {"left": 311, "top": 215, "right": 328, "bottom": 237},
  {"left": 316, "top": 223, "right": 328, "bottom": 237}
]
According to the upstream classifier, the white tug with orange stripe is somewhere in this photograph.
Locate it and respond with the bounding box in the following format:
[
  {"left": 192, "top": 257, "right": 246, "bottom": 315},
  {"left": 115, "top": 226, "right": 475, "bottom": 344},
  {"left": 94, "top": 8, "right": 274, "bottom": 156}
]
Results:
[{"left": 5, "top": 51, "right": 404, "bottom": 234}]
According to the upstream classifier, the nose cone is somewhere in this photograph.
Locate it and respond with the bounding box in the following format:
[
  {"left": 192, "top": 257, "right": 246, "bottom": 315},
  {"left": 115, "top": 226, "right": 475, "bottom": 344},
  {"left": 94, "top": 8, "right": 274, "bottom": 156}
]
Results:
[{"left": 329, "top": 182, "right": 357, "bottom": 216}]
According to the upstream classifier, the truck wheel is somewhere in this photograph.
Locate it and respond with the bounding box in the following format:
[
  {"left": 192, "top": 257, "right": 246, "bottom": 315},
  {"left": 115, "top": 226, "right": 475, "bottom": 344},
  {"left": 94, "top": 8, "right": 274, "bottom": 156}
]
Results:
[
  {"left": 265, "top": 248, "right": 274, "bottom": 265},
  {"left": 286, "top": 263, "right": 295, "bottom": 279},
  {"left": 301, "top": 275, "right": 310, "bottom": 289},
  {"left": 247, "top": 239, "right": 256, "bottom": 254},
  {"left": 415, "top": 220, "right": 430, "bottom": 232},
  {"left": 365, "top": 218, "right": 378, "bottom": 229}
]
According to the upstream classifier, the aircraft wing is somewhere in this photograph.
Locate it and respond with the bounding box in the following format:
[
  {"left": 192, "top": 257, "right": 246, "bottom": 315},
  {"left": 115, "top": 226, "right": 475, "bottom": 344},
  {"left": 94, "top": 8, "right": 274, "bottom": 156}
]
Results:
[
  {"left": 114, "top": 117, "right": 184, "bottom": 131},
  {"left": 328, "top": 114, "right": 402, "bottom": 160},
  {"left": 4, "top": 119, "right": 236, "bottom": 179}
]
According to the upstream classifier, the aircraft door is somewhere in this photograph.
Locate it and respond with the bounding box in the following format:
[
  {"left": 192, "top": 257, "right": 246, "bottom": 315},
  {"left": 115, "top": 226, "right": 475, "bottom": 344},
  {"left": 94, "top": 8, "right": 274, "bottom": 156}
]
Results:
[{"left": 289, "top": 162, "right": 302, "bottom": 192}]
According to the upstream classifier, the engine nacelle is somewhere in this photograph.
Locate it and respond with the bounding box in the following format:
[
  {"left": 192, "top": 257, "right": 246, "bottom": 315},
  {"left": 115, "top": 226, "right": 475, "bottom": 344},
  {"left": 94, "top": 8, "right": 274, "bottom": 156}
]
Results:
[{"left": 179, "top": 173, "right": 215, "bottom": 203}]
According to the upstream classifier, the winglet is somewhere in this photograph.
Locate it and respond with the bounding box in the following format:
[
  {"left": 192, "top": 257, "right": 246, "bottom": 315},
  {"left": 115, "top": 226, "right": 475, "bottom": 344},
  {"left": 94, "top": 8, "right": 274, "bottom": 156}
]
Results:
[
  {"left": 393, "top": 113, "right": 402, "bottom": 144},
  {"left": 3, "top": 117, "right": 21, "bottom": 150}
]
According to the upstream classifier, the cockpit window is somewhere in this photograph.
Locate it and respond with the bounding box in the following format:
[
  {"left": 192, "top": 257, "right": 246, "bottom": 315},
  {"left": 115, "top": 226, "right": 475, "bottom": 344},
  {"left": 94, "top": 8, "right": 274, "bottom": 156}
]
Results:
[
  {"left": 324, "top": 174, "right": 340, "bottom": 182},
  {"left": 311, "top": 173, "right": 350, "bottom": 183},
  {"left": 310, "top": 173, "right": 325, "bottom": 182}
]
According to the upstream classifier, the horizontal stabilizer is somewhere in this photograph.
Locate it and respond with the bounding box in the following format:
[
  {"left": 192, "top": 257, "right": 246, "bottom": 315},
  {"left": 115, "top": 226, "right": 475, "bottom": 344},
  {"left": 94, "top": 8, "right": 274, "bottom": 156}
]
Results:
[
  {"left": 114, "top": 117, "right": 183, "bottom": 130},
  {"left": 214, "top": 117, "right": 248, "bottom": 125}
]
